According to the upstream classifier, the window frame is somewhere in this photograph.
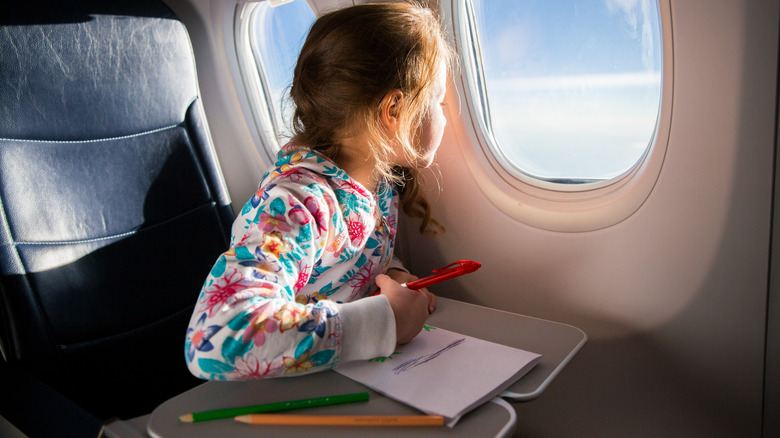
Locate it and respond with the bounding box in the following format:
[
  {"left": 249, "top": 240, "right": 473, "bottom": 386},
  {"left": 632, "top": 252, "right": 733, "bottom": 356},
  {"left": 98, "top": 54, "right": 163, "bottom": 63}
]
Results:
[
  {"left": 449, "top": 0, "right": 673, "bottom": 231},
  {"left": 235, "top": 1, "right": 314, "bottom": 165}
]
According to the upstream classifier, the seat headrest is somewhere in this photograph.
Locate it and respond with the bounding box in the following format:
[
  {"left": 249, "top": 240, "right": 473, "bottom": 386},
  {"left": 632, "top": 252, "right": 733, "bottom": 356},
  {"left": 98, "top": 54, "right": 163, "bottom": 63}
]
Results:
[{"left": 0, "top": 0, "right": 198, "bottom": 141}]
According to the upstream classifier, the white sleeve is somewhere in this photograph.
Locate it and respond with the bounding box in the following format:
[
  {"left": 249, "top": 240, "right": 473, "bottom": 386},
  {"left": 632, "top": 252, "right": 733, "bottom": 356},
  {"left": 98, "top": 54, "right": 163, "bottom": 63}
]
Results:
[{"left": 335, "top": 295, "right": 396, "bottom": 362}]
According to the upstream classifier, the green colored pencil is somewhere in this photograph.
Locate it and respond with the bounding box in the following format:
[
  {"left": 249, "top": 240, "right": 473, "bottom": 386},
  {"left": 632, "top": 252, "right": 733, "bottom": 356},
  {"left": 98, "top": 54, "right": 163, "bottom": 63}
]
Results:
[{"left": 178, "top": 392, "right": 370, "bottom": 423}]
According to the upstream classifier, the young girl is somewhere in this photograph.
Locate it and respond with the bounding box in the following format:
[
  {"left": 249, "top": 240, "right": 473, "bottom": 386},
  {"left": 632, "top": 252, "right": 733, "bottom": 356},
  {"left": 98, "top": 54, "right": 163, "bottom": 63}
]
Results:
[{"left": 185, "top": 1, "right": 454, "bottom": 380}]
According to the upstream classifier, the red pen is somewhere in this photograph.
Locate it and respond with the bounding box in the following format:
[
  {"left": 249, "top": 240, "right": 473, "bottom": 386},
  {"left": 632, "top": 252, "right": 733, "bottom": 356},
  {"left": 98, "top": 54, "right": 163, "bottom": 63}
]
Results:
[
  {"left": 401, "top": 260, "right": 482, "bottom": 290},
  {"left": 373, "top": 260, "right": 481, "bottom": 296}
]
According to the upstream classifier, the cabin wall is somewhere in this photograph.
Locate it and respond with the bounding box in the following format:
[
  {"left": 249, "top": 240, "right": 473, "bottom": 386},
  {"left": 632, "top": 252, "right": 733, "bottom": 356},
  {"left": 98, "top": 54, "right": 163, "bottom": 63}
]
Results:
[
  {"left": 400, "top": 1, "right": 778, "bottom": 436},
  {"left": 166, "top": 0, "right": 778, "bottom": 436},
  {"left": 164, "top": 0, "right": 273, "bottom": 212},
  {"left": 766, "top": 29, "right": 780, "bottom": 437}
]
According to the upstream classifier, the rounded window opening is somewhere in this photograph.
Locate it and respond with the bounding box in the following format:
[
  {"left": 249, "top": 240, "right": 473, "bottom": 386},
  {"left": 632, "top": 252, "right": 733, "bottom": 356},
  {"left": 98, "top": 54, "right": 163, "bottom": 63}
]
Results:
[{"left": 463, "top": 0, "right": 663, "bottom": 187}]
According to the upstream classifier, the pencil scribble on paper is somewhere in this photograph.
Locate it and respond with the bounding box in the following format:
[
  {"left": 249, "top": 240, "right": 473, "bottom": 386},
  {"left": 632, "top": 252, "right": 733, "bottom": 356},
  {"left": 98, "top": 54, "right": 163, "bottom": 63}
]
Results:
[{"left": 392, "top": 338, "right": 466, "bottom": 375}]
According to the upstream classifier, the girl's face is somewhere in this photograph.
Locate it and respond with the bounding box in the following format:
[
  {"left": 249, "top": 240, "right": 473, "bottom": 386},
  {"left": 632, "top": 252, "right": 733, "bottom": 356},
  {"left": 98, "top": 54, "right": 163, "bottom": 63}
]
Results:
[{"left": 416, "top": 63, "right": 448, "bottom": 167}]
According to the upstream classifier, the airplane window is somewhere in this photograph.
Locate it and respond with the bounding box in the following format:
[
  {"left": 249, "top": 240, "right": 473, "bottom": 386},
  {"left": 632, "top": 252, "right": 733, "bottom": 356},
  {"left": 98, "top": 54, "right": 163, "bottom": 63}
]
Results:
[
  {"left": 459, "top": 0, "right": 663, "bottom": 187},
  {"left": 246, "top": 0, "right": 315, "bottom": 150}
]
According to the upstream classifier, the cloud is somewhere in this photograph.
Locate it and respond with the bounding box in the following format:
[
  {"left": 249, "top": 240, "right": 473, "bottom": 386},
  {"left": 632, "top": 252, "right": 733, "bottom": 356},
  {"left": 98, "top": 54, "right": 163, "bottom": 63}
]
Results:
[
  {"left": 487, "top": 71, "right": 661, "bottom": 91},
  {"left": 605, "top": 0, "right": 659, "bottom": 70}
]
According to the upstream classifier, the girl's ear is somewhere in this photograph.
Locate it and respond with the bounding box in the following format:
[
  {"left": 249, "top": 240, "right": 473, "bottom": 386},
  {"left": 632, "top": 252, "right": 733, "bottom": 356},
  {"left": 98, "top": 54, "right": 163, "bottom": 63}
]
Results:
[{"left": 379, "top": 90, "right": 404, "bottom": 133}]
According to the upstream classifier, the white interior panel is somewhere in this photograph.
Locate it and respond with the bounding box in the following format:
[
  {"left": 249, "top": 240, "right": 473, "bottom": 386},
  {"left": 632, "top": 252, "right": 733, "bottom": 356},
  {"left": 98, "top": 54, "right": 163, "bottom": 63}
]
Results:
[{"left": 402, "top": 1, "right": 778, "bottom": 436}]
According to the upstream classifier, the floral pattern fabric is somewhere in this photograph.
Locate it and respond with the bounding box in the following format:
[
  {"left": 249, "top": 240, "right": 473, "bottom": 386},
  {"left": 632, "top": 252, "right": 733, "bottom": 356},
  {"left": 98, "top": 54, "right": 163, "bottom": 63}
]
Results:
[{"left": 185, "top": 144, "right": 399, "bottom": 380}]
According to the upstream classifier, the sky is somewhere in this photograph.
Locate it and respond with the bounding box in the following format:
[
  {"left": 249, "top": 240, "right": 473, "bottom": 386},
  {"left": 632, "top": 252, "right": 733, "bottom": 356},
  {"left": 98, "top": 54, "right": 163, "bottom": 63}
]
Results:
[
  {"left": 252, "top": 0, "right": 663, "bottom": 182},
  {"left": 471, "top": 0, "right": 662, "bottom": 181},
  {"left": 252, "top": 0, "right": 315, "bottom": 139}
]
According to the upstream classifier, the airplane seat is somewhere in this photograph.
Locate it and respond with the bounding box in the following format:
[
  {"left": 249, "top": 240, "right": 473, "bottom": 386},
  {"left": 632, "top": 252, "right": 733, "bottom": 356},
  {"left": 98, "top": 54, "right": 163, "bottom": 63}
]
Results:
[{"left": 0, "top": 0, "right": 235, "bottom": 433}]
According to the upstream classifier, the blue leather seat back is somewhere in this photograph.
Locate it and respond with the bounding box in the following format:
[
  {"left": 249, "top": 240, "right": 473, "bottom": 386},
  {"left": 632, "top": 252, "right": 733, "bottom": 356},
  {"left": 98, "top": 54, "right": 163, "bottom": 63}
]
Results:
[{"left": 0, "top": 0, "right": 234, "bottom": 419}]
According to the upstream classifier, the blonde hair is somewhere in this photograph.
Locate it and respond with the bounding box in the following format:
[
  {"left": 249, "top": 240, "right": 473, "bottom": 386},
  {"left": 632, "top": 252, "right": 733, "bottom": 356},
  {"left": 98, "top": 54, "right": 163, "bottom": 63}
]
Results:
[{"left": 289, "top": 1, "right": 455, "bottom": 234}]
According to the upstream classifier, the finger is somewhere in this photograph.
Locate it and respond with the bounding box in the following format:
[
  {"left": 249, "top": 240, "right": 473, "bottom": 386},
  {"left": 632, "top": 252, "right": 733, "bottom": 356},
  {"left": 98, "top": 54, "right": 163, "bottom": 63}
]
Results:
[
  {"left": 423, "top": 289, "right": 437, "bottom": 313},
  {"left": 374, "top": 274, "right": 393, "bottom": 292}
]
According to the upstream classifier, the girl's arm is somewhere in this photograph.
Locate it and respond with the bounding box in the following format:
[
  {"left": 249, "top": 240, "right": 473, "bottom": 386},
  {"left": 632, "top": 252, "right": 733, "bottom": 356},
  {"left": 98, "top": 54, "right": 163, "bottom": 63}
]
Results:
[{"left": 184, "top": 177, "right": 395, "bottom": 380}]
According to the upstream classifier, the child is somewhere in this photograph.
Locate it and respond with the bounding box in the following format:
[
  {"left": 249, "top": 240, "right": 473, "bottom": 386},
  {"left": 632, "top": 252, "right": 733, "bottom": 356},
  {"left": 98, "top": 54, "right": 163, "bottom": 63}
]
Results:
[{"left": 185, "top": 1, "right": 454, "bottom": 380}]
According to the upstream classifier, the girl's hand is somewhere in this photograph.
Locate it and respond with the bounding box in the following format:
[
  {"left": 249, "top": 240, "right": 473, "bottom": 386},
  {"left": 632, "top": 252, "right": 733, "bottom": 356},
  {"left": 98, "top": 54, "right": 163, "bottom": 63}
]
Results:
[
  {"left": 386, "top": 268, "right": 437, "bottom": 314},
  {"left": 376, "top": 273, "right": 430, "bottom": 345}
]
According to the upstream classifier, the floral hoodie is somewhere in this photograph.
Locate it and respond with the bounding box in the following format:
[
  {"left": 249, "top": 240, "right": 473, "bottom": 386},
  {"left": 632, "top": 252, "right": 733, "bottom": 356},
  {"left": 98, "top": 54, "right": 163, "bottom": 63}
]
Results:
[{"left": 185, "top": 144, "right": 400, "bottom": 380}]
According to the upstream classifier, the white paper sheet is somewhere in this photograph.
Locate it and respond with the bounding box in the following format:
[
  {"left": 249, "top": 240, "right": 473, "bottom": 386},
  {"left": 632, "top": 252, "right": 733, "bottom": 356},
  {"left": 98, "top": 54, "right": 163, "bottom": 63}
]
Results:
[{"left": 335, "top": 326, "right": 541, "bottom": 427}]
